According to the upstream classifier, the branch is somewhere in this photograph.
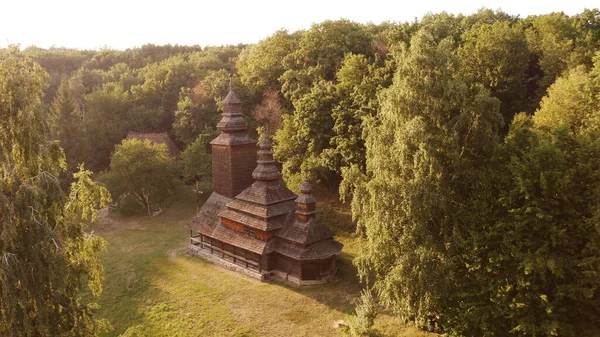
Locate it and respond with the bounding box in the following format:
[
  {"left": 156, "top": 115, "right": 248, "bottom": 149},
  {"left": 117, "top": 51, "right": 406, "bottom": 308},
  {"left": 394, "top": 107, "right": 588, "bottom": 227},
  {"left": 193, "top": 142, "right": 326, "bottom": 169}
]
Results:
[{"left": 1, "top": 253, "right": 17, "bottom": 267}]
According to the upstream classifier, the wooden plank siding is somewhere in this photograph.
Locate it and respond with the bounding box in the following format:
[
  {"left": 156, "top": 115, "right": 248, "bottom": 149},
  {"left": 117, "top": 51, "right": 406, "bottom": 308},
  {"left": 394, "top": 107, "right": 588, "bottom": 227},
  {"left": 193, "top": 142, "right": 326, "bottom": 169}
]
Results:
[
  {"left": 197, "top": 235, "right": 262, "bottom": 271},
  {"left": 193, "top": 236, "right": 337, "bottom": 281}
]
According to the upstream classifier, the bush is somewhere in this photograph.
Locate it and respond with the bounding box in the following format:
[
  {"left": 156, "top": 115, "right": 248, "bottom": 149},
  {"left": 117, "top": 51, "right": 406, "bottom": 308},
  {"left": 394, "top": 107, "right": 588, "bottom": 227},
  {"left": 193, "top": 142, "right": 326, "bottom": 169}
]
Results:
[{"left": 348, "top": 289, "right": 378, "bottom": 336}]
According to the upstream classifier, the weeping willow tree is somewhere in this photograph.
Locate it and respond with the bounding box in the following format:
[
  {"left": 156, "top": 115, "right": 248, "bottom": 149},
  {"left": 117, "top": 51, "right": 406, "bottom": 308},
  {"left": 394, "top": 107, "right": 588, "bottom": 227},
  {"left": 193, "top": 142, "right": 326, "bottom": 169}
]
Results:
[
  {"left": 0, "top": 47, "right": 111, "bottom": 337},
  {"left": 342, "top": 29, "right": 502, "bottom": 331}
]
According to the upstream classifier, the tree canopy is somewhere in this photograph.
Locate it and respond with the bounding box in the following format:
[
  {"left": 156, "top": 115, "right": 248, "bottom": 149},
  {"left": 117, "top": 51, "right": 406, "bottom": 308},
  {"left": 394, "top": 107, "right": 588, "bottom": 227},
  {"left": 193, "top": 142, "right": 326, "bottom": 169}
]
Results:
[
  {"left": 0, "top": 47, "right": 111, "bottom": 337},
  {"left": 4, "top": 8, "right": 600, "bottom": 335},
  {"left": 105, "top": 139, "right": 179, "bottom": 215},
  {"left": 342, "top": 29, "right": 502, "bottom": 330}
]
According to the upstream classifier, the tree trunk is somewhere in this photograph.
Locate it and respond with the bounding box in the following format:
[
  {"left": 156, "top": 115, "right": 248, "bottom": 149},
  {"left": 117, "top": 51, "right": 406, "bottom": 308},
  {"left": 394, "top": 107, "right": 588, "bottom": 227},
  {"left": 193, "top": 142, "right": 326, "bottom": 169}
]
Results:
[
  {"left": 145, "top": 194, "right": 151, "bottom": 215},
  {"left": 196, "top": 180, "right": 200, "bottom": 212}
]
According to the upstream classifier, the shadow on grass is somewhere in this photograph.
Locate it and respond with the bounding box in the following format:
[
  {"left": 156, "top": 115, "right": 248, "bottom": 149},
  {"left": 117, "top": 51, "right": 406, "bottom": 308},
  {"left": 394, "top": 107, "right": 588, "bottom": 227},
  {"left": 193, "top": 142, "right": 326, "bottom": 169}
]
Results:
[{"left": 93, "top": 186, "right": 435, "bottom": 337}]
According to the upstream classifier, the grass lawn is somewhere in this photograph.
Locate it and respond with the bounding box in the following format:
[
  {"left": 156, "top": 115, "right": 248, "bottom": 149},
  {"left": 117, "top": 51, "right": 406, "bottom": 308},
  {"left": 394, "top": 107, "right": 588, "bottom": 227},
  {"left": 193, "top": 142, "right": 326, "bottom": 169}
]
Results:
[{"left": 91, "top": 190, "right": 438, "bottom": 337}]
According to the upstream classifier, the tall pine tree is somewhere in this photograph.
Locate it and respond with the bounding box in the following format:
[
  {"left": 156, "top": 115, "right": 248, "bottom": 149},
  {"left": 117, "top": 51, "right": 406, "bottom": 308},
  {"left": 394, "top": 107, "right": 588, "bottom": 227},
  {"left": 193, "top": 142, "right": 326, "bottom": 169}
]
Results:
[{"left": 49, "top": 78, "right": 86, "bottom": 173}]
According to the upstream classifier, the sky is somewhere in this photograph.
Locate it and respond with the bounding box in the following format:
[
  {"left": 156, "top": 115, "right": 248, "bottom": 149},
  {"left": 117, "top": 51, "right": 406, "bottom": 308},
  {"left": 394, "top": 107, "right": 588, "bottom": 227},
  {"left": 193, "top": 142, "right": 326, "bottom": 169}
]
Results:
[{"left": 1, "top": 0, "right": 598, "bottom": 50}]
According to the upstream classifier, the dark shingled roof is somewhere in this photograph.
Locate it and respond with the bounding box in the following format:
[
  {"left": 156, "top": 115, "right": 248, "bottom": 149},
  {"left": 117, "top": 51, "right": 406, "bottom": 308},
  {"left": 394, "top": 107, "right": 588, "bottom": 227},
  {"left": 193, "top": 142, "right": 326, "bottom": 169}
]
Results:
[
  {"left": 218, "top": 209, "right": 291, "bottom": 232},
  {"left": 226, "top": 199, "right": 297, "bottom": 220},
  {"left": 211, "top": 223, "right": 277, "bottom": 255},
  {"left": 125, "top": 132, "right": 180, "bottom": 158},
  {"left": 216, "top": 112, "right": 247, "bottom": 133},
  {"left": 218, "top": 138, "right": 298, "bottom": 231},
  {"left": 222, "top": 89, "right": 242, "bottom": 105},
  {"left": 188, "top": 193, "right": 231, "bottom": 234},
  {"left": 252, "top": 139, "right": 280, "bottom": 181},
  {"left": 213, "top": 85, "right": 252, "bottom": 145},
  {"left": 275, "top": 239, "right": 343, "bottom": 260},
  {"left": 189, "top": 193, "right": 277, "bottom": 255},
  {"left": 276, "top": 217, "right": 335, "bottom": 246},
  {"left": 235, "top": 181, "right": 297, "bottom": 205}
]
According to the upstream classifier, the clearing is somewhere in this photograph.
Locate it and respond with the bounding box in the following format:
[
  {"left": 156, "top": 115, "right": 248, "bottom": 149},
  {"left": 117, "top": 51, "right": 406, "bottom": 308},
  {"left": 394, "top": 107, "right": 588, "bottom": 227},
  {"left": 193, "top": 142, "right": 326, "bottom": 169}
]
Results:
[{"left": 92, "top": 191, "right": 437, "bottom": 337}]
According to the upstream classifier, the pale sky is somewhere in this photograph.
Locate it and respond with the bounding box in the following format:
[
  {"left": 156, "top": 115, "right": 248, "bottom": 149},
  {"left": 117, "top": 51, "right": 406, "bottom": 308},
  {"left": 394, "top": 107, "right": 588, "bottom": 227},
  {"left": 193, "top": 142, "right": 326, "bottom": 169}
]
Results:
[{"left": 2, "top": 0, "right": 598, "bottom": 50}]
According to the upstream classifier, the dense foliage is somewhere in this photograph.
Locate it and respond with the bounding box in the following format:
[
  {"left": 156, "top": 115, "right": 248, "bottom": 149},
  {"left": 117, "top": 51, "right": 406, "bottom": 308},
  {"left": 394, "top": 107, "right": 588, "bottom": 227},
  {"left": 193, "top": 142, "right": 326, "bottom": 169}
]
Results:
[
  {"left": 3, "top": 7, "right": 600, "bottom": 336},
  {"left": 342, "top": 29, "right": 503, "bottom": 331},
  {"left": 105, "top": 139, "right": 179, "bottom": 215},
  {"left": 342, "top": 18, "right": 600, "bottom": 337},
  {"left": 0, "top": 47, "right": 111, "bottom": 337}
]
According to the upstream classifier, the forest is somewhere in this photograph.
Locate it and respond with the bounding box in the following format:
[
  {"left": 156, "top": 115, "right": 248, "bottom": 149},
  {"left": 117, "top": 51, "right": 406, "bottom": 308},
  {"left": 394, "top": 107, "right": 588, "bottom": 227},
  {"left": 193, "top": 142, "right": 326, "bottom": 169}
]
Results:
[{"left": 2, "top": 7, "right": 600, "bottom": 337}]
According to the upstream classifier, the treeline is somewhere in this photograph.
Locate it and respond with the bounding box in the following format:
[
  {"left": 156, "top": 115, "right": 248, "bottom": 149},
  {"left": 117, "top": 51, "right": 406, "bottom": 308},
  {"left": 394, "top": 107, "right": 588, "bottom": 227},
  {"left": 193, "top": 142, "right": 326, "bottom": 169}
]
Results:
[
  {"left": 27, "top": 43, "right": 244, "bottom": 173},
  {"left": 25, "top": 9, "right": 600, "bottom": 189},
  {"left": 12, "top": 8, "right": 600, "bottom": 336}
]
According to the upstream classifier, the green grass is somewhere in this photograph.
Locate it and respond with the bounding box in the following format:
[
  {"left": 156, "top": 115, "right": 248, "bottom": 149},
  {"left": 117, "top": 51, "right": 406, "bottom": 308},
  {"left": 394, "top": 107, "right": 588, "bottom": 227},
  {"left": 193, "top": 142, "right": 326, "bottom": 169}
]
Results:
[{"left": 91, "top": 190, "right": 438, "bottom": 337}]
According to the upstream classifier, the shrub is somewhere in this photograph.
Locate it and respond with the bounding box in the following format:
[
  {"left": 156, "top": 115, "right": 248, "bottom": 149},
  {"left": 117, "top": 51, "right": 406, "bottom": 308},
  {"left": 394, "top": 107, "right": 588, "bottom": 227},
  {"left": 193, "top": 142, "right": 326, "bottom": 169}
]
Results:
[{"left": 348, "top": 289, "right": 378, "bottom": 336}]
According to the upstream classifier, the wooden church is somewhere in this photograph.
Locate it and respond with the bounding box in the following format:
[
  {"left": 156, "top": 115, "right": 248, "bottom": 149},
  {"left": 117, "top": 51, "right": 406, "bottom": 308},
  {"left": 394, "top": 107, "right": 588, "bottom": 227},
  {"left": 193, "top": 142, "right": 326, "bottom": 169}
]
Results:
[{"left": 187, "top": 86, "right": 342, "bottom": 285}]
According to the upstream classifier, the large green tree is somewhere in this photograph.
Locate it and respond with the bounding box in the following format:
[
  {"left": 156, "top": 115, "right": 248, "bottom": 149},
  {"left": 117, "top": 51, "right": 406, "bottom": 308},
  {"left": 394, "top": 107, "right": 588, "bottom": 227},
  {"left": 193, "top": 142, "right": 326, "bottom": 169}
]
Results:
[
  {"left": 237, "top": 29, "right": 298, "bottom": 95},
  {"left": 280, "top": 19, "right": 373, "bottom": 101},
  {"left": 533, "top": 61, "right": 600, "bottom": 133},
  {"left": 493, "top": 116, "right": 600, "bottom": 336},
  {"left": 0, "top": 47, "right": 111, "bottom": 337},
  {"left": 525, "top": 13, "right": 578, "bottom": 103},
  {"left": 106, "top": 139, "right": 179, "bottom": 215},
  {"left": 273, "top": 20, "right": 379, "bottom": 190},
  {"left": 342, "top": 29, "right": 502, "bottom": 330},
  {"left": 323, "top": 53, "right": 393, "bottom": 174},
  {"left": 129, "top": 54, "right": 198, "bottom": 131},
  {"left": 458, "top": 21, "right": 529, "bottom": 123}
]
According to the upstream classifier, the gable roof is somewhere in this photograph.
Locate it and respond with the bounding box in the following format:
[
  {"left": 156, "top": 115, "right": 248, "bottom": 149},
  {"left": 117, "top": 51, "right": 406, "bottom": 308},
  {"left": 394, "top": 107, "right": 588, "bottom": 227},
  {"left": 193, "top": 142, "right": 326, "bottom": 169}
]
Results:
[{"left": 125, "top": 132, "right": 180, "bottom": 158}]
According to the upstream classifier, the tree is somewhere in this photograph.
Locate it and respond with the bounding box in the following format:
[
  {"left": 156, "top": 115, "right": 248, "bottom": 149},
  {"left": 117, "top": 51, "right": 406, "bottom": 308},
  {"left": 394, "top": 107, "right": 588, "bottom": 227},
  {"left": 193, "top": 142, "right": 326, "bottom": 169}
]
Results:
[
  {"left": 459, "top": 8, "right": 515, "bottom": 30},
  {"left": 418, "top": 12, "right": 465, "bottom": 44},
  {"left": 280, "top": 20, "right": 373, "bottom": 101},
  {"left": 460, "top": 114, "right": 600, "bottom": 336},
  {"left": 106, "top": 139, "right": 179, "bottom": 215},
  {"left": 533, "top": 63, "right": 600, "bottom": 133},
  {"left": 84, "top": 82, "right": 131, "bottom": 171},
  {"left": 570, "top": 8, "right": 600, "bottom": 68},
  {"left": 525, "top": 13, "right": 578, "bottom": 102},
  {"left": 237, "top": 29, "right": 298, "bottom": 95},
  {"left": 274, "top": 79, "right": 337, "bottom": 191},
  {"left": 180, "top": 134, "right": 213, "bottom": 210},
  {"left": 270, "top": 20, "right": 410, "bottom": 190},
  {"left": 172, "top": 84, "right": 219, "bottom": 145},
  {"left": 342, "top": 30, "right": 502, "bottom": 330},
  {"left": 252, "top": 90, "right": 284, "bottom": 137},
  {"left": 129, "top": 54, "right": 198, "bottom": 132},
  {"left": 0, "top": 46, "right": 111, "bottom": 337},
  {"left": 458, "top": 21, "right": 530, "bottom": 123},
  {"left": 68, "top": 73, "right": 87, "bottom": 117},
  {"left": 48, "top": 79, "right": 87, "bottom": 173},
  {"left": 324, "top": 53, "right": 393, "bottom": 174},
  {"left": 347, "top": 289, "right": 378, "bottom": 336}
]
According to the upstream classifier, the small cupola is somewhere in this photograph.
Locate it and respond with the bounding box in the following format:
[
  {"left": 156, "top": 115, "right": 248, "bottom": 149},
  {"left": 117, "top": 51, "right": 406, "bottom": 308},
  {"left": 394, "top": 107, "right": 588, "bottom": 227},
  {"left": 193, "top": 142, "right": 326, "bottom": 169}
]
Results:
[
  {"left": 217, "top": 77, "right": 246, "bottom": 133},
  {"left": 295, "top": 180, "right": 316, "bottom": 222},
  {"left": 252, "top": 138, "right": 281, "bottom": 181}
]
